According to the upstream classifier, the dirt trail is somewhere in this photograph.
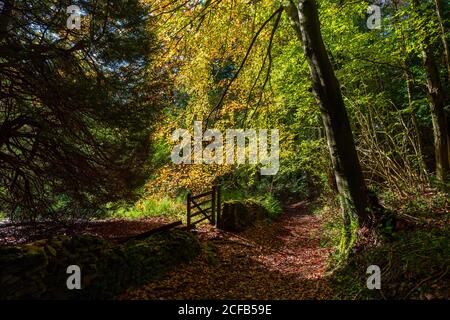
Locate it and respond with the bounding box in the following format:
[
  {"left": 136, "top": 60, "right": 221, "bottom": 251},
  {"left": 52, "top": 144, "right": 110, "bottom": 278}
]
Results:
[{"left": 121, "top": 201, "right": 334, "bottom": 300}]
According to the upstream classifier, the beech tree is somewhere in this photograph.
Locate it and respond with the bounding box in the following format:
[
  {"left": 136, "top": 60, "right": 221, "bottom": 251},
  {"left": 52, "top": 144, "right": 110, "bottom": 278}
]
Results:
[
  {"left": 283, "top": 0, "right": 380, "bottom": 251},
  {"left": 411, "top": 0, "right": 449, "bottom": 185},
  {"left": 149, "top": 0, "right": 384, "bottom": 254}
]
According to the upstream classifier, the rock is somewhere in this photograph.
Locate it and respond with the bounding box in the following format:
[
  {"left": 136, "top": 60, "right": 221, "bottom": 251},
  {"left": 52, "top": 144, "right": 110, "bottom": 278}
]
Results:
[{"left": 218, "top": 200, "right": 269, "bottom": 232}]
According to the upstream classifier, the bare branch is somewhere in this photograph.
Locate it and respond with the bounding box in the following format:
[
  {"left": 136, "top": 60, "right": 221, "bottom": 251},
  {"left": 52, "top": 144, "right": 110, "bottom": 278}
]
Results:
[{"left": 204, "top": 6, "right": 284, "bottom": 129}]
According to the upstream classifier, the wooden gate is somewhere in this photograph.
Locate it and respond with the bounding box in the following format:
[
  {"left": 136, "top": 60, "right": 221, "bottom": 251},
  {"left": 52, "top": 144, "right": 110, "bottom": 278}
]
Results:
[{"left": 187, "top": 185, "right": 221, "bottom": 229}]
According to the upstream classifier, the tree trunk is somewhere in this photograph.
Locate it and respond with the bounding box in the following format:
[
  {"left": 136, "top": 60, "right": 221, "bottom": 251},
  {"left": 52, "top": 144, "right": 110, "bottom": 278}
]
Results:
[
  {"left": 434, "top": 0, "right": 450, "bottom": 173},
  {"left": 412, "top": 0, "right": 450, "bottom": 184},
  {"left": 447, "top": 115, "right": 450, "bottom": 169},
  {"left": 284, "top": 0, "right": 379, "bottom": 252},
  {"left": 434, "top": 0, "right": 450, "bottom": 82},
  {"left": 422, "top": 49, "right": 450, "bottom": 183}
]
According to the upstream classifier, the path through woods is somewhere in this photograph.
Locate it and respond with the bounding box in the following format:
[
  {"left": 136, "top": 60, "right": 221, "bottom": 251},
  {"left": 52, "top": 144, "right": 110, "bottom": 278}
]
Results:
[{"left": 121, "top": 202, "right": 334, "bottom": 299}]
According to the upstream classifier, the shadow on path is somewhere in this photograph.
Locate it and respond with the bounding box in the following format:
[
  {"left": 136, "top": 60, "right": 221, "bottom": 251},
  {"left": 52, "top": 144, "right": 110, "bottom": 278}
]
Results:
[{"left": 121, "top": 201, "right": 334, "bottom": 300}]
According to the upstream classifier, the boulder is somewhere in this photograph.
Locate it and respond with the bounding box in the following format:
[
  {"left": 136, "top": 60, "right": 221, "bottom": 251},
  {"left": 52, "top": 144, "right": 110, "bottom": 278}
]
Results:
[{"left": 218, "top": 200, "right": 269, "bottom": 232}]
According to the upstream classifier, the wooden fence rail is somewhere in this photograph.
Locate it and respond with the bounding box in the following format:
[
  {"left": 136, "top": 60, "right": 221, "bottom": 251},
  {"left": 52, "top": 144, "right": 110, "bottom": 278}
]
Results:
[{"left": 187, "top": 185, "right": 221, "bottom": 229}]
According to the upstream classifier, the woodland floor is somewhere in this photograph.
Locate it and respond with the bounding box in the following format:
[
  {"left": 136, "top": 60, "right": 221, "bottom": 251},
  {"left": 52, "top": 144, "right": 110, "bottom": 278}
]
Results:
[
  {"left": 0, "top": 216, "right": 174, "bottom": 245},
  {"left": 0, "top": 202, "right": 334, "bottom": 299},
  {"left": 121, "top": 201, "right": 334, "bottom": 300}
]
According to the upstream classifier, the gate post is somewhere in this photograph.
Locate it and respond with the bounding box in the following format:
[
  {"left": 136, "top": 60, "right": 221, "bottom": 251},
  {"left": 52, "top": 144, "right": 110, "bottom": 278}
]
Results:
[
  {"left": 211, "top": 185, "right": 216, "bottom": 226},
  {"left": 216, "top": 185, "right": 221, "bottom": 227},
  {"left": 187, "top": 192, "right": 191, "bottom": 229}
]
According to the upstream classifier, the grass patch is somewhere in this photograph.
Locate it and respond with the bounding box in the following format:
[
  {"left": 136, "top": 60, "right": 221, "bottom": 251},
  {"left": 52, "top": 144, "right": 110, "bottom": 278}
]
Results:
[
  {"left": 381, "top": 189, "right": 449, "bottom": 220},
  {"left": 236, "top": 194, "right": 283, "bottom": 220},
  {"left": 255, "top": 194, "right": 283, "bottom": 219},
  {"left": 222, "top": 189, "right": 248, "bottom": 202},
  {"left": 109, "top": 197, "right": 185, "bottom": 221},
  {"left": 316, "top": 204, "right": 342, "bottom": 249}
]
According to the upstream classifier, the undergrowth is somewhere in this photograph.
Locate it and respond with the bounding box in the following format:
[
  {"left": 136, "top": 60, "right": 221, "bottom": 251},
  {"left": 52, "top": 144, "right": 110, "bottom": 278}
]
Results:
[
  {"left": 329, "top": 226, "right": 450, "bottom": 299},
  {"left": 108, "top": 197, "right": 184, "bottom": 220},
  {"left": 106, "top": 189, "right": 282, "bottom": 225},
  {"left": 322, "top": 189, "right": 450, "bottom": 299},
  {"left": 222, "top": 189, "right": 283, "bottom": 219}
]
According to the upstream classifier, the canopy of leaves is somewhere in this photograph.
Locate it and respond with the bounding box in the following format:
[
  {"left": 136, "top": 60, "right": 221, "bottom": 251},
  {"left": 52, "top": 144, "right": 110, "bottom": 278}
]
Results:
[{"left": 0, "top": 0, "right": 169, "bottom": 221}]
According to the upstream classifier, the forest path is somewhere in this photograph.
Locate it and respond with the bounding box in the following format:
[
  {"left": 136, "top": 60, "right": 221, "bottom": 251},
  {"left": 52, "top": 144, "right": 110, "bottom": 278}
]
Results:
[{"left": 121, "top": 201, "right": 334, "bottom": 299}]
